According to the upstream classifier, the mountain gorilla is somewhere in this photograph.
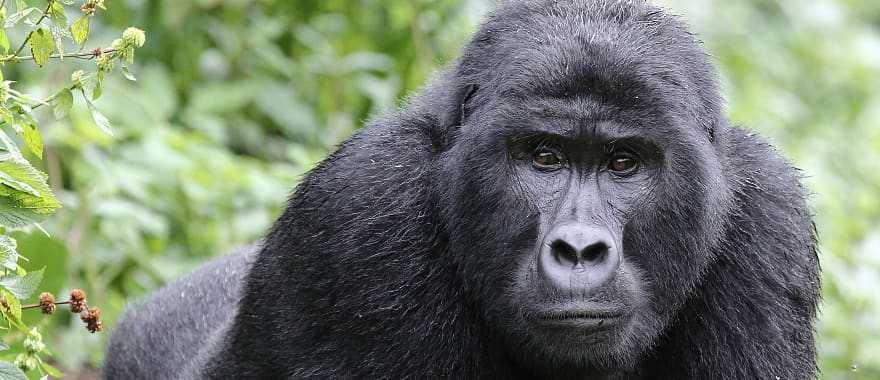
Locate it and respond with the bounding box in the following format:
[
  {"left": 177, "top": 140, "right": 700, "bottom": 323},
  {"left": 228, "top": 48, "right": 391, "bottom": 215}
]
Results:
[{"left": 103, "top": 0, "right": 820, "bottom": 379}]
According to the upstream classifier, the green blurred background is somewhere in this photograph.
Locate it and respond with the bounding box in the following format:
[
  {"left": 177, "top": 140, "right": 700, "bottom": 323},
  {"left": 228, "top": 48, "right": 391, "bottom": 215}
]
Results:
[{"left": 8, "top": 0, "right": 878, "bottom": 378}]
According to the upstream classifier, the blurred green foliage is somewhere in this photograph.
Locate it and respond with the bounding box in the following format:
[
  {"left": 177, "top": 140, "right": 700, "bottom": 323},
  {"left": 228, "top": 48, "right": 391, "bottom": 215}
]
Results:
[{"left": 5, "top": 0, "right": 877, "bottom": 378}]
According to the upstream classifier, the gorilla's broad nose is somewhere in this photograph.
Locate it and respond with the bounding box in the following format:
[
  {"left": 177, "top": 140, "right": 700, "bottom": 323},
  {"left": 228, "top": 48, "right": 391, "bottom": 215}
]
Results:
[{"left": 539, "top": 223, "right": 620, "bottom": 293}]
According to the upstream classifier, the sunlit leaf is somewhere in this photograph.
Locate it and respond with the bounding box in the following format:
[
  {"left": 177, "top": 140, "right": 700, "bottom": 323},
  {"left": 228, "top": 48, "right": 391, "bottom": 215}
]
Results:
[
  {"left": 21, "top": 123, "right": 41, "bottom": 159},
  {"left": 0, "top": 151, "right": 61, "bottom": 228},
  {"left": 47, "top": 1, "right": 66, "bottom": 27},
  {"left": 70, "top": 16, "right": 89, "bottom": 46},
  {"left": 0, "top": 290, "right": 25, "bottom": 332},
  {"left": 0, "top": 26, "right": 8, "bottom": 54},
  {"left": 27, "top": 28, "right": 54, "bottom": 66}
]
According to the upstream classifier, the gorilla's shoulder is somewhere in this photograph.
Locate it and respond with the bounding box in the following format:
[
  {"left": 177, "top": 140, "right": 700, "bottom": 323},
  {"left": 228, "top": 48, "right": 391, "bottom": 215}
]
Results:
[{"left": 102, "top": 245, "right": 258, "bottom": 379}]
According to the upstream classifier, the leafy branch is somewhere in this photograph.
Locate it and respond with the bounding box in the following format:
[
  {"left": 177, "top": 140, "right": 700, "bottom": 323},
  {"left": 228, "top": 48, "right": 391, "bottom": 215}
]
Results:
[
  {"left": 11, "top": 0, "right": 53, "bottom": 57},
  {"left": 0, "top": 0, "right": 143, "bottom": 378}
]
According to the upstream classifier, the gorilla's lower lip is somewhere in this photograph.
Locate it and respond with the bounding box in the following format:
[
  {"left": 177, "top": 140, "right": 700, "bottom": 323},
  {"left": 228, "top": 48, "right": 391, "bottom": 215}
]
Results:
[
  {"left": 533, "top": 311, "right": 624, "bottom": 331},
  {"left": 536, "top": 311, "right": 624, "bottom": 321}
]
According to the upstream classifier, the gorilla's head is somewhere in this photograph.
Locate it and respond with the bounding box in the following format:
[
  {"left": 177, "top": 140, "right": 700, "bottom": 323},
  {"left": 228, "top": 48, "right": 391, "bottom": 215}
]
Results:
[{"left": 437, "top": 0, "right": 734, "bottom": 372}]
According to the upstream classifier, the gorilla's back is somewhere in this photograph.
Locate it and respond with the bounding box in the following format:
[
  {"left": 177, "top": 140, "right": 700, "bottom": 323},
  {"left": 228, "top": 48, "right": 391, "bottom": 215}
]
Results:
[{"left": 102, "top": 245, "right": 257, "bottom": 379}]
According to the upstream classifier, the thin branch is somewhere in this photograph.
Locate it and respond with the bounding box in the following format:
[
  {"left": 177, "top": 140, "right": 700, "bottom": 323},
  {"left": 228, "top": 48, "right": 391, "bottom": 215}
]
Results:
[
  {"left": 5, "top": 48, "right": 116, "bottom": 63},
  {"left": 29, "top": 83, "right": 75, "bottom": 110},
  {"left": 22, "top": 301, "right": 71, "bottom": 309}
]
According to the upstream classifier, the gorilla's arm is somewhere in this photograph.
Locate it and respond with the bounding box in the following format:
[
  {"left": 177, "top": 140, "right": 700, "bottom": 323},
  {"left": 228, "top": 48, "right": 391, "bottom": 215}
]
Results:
[
  {"left": 102, "top": 245, "right": 257, "bottom": 379},
  {"left": 643, "top": 126, "right": 820, "bottom": 379}
]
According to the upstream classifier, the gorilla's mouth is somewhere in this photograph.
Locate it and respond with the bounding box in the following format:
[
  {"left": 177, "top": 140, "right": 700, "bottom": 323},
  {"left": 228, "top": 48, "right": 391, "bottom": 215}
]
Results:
[
  {"left": 533, "top": 305, "right": 626, "bottom": 329},
  {"left": 537, "top": 310, "right": 622, "bottom": 320}
]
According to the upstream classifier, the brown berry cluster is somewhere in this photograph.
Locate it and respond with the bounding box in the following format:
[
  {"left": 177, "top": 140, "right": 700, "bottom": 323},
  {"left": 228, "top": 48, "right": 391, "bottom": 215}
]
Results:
[
  {"left": 34, "top": 289, "right": 102, "bottom": 333},
  {"left": 38, "top": 292, "right": 55, "bottom": 314},
  {"left": 80, "top": 0, "right": 106, "bottom": 16}
]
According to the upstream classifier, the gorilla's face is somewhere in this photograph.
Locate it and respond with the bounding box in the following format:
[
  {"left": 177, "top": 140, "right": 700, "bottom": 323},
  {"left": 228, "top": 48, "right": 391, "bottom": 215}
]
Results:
[
  {"left": 441, "top": 83, "right": 727, "bottom": 372},
  {"left": 494, "top": 98, "right": 665, "bottom": 369}
]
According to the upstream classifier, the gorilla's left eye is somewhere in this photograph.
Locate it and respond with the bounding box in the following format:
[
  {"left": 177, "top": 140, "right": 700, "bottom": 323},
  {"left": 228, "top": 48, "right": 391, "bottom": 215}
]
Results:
[{"left": 608, "top": 154, "right": 638, "bottom": 174}]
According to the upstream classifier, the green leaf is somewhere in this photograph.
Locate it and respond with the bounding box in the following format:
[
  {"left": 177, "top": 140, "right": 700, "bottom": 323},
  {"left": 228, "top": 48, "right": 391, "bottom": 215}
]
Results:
[
  {"left": 0, "top": 29, "right": 8, "bottom": 55},
  {"left": 121, "top": 65, "right": 137, "bottom": 81},
  {"left": 39, "top": 362, "right": 61, "bottom": 378},
  {"left": 0, "top": 235, "right": 18, "bottom": 271},
  {"left": 0, "top": 360, "right": 27, "bottom": 380},
  {"left": 3, "top": 7, "right": 36, "bottom": 28},
  {"left": 0, "top": 159, "right": 40, "bottom": 197},
  {"left": 27, "top": 28, "right": 54, "bottom": 67},
  {"left": 0, "top": 290, "right": 25, "bottom": 333},
  {"left": 0, "top": 151, "right": 61, "bottom": 228},
  {"left": 84, "top": 95, "right": 112, "bottom": 136},
  {"left": 47, "top": 1, "right": 66, "bottom": 27},
  {"left": 21, "top": 123, "right": 41, "bottom": 159},
  {"left": 0, "top": 268, "right": 43, "bottom": 299},
  {"left": 0, "top": 7, "right": 6, "bottom": 53},
  {"left": 52, "top": 88, "right": 72, "bottom": 120},
  {"left": 92, "top": 70, "right": 103, "bottom": 100},
  {"left": 70, "top": 16, "right": 89, "bottom": 46}
]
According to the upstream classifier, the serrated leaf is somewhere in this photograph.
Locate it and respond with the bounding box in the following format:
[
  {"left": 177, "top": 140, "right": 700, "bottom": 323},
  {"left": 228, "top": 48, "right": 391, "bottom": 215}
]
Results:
[
  {"left": 70, "top": 15, "right": 88, "bottom": 46},
  {"left": 121, "top": 65, "right": 136, "bottom": 81},
  {"left": 3, "top": 7, "right": 36, "bottom": 28},
  {"left": 0, "top": 235, "right": 18, "bottom": 271},
  {"left": 27, "top": 28, "right": 54, "bottom": 66},
  {"left": 52, "top": 88, "right": 72, "bottom": 119},
  {"left": 21, "top": 123, "right": 41, "bottom": 159},
  {"left": 0, "top": 152, "right": 61, "bottom": 228},
  {"left": 0, "top": 290, "right": 25, "bottom": 332},
  {"left": 39, "top": 362, "right": 61, "bottom": 378},
  {"left": 0, "top": 268, "right": 43, "bottom": 299},
  {"left": 0, "top": 159, "right": 40, "bottom": 197},
  {"left": 85, "top": 98, "right": 112, "bottom": 135},
  {"left": 0, "top": 360, "right": 27, "bottom": 380},
  {"left": 47, "top": 1, "right": 65, "bottom": 27}
]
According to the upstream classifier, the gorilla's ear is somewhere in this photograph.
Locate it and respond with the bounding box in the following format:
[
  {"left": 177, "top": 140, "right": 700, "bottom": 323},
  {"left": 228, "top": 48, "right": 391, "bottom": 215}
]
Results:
[
  {"left": 453, "top": 83, "right": 479, "bottom": 127},
  {"left": 436, "top": 83, "right": 479, "bottom": 149}
]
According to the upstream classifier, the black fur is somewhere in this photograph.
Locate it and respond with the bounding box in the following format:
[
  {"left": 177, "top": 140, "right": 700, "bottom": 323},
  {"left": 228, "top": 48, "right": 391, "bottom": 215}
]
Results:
[{"left": 103, "top": 1, "right": 820, "bottom": 379}]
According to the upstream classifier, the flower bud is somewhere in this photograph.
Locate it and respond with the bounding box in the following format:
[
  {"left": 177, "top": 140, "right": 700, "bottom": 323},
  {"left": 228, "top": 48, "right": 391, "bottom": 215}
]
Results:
[{"left": 122, "top": 27, "right": 146, "bottom": 48}]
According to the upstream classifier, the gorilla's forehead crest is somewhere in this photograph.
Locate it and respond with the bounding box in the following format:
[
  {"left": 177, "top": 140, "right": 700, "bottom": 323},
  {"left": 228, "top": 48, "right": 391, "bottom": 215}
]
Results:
[{"left": 457, "top": 0, "right": 723, "bottom": 134}]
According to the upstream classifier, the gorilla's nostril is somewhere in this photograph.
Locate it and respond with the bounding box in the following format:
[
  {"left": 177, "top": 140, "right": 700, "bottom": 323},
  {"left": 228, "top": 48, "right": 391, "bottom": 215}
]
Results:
[
  {"left": 581, "top": 242, "right": 609, "bottom": 263},
  {"left": 550, "top": 240, "right": 578, "bottom": 266}
]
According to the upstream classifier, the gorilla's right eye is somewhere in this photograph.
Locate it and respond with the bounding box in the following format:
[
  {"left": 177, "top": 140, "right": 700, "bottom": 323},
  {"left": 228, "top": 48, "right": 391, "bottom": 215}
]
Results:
[{"left": 532, "top": 147, "right": 564, "bottom": 171}]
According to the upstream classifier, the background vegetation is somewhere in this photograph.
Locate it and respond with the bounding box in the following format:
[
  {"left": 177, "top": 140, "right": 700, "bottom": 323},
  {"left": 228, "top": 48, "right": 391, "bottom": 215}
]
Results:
[{"left": 3, "top": 0, "right": 876, "bottom": 378}]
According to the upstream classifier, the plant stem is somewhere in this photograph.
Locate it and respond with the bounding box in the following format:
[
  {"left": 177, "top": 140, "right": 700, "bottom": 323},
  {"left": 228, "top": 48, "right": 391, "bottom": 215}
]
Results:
[
  {"left": 22, "top": 301, "right": 71, "bottom": 309},
  {"left": 2, "top": 48, "right": 116, "bottom": 63}
]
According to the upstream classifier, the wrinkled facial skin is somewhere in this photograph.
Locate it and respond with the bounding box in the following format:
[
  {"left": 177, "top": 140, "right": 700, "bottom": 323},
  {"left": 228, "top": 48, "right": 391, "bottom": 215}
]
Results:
[{"left": 440, "top": 92, "right": 717, "bottom": 376}]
